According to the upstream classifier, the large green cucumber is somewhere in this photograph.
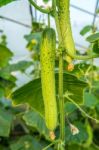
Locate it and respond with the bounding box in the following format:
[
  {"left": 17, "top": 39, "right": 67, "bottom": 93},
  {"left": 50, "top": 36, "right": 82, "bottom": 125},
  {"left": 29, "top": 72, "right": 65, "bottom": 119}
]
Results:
[{"left": 40, "top": 28, "right": 57, "bottom": 131}]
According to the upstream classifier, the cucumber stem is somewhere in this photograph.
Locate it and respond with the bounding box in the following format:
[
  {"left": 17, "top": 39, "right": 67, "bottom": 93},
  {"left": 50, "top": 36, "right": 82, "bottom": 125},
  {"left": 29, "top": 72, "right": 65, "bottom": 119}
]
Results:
[
  {"left": 48, "top": 13, "right": 50, "bottom": 28},
  {"left": 53, "top": 0, "right": 65, "bottom": 147},
  {"left": 59, "top": 54, "right": 65, "bottom": 142}
]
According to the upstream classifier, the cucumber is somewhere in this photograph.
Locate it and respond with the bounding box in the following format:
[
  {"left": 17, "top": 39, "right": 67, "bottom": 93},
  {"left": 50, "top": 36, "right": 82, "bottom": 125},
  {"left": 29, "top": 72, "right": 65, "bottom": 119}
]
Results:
[
  {"left": 40, "top": 28, "right": 57, "bottom": 131},
  {"left": 57, "top": 0, "right": 99, "bottom": 60},
  {"left": 58, "top": 0, "right": 75, "bottom": 57}
]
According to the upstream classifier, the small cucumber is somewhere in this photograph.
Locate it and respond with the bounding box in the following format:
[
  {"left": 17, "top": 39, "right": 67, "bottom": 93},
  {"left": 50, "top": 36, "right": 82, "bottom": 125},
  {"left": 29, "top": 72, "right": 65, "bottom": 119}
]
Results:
[
  {"left": 58, "top": 0, "right": 75, "bottom": 57},
  {"left": 57, "top": 0, "right": 99, "bottom": 60}
]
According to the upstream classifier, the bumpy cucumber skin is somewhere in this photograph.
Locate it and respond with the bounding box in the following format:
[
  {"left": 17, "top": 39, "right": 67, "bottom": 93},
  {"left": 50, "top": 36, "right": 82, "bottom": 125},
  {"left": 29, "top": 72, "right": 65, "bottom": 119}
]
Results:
[
  {"left": 40, "top": 28, "right": 57, "bottom": 131},
  {"left": 58, "top": 0, "right": 75, "bottom": 57}
]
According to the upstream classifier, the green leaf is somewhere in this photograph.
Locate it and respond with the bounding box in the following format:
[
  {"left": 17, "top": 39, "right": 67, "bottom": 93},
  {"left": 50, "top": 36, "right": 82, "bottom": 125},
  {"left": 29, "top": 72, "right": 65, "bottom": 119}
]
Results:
[
  {"left": 68, "top": 144, "right": 81, "bottom": 150},
  {"left": 0, "top": 108, "right": 13, "bottom": 137},
  {"left": 80, "top": 25, "right": 92, "bottom": 36},
  {"left": 0, "top": 86, "right": 4, "bottom": 99},
  {"left": 83, "top": 145, "right": 99, "bottom": 150},
  {"left": 93, "top": 81, "right": 99, "bottom": 90},
  {"left": 10, "top": 135, "right": 42, "bottom": 150},
  {"left": 0, "top": 145, "right": 8, "bottom": 150},
  {"left": 0, "top": 77, "right": 16, "bottom": 97},
  {"left": 95, "top": 103, "right": 99, "bottom": 114},
  {"left": 93, "top": 86, "right": 99, "bottom": 99},
  {"left": 62, "top": 73, "right": 88, "bottom": 104},
  {"left": 25, "top": 32, "right": 41, "bottom": 51},
  {"left": 44, "top": 0, "right": 50, "bottom": 1},
  {"left": 43, "top": 0, "right": 50, "bottom": 3},
  {"left": 7, "top": 61, "right": 33, "bottom": 72},
  {"left": 12, "top": 77, "right": 44, "bottom": 115},
  {"left": 12, "top": 73, "right": 87, "bottom": 116},
  {"left": 64, "top": 102, "right": 77, "bottom": 115},
  {"left": 0, "top": 0, "right": 16, "bottom": 7},
  {"left": 84, "top": 92, "right": 98, "bottom": 108},
  {"left": 23, "top": 110, "right": 49, "bottom": 139},
  {"left": 86, "top": 32, "right": 99, "bottom": 43},
  {"left": 93, "top": 41, "right": 99, "bottom": 54},
  {"left": 0, "top": 98, "right": 12, "bottom": 108},
  {"left": 68, "top": 144, "right": 99, "bottom": 150},
  {"left": 0, "top": 44, "right": 13, "bottom": 68},
  {"left": 69, "top": 62, "right": 97, "bottom": 79},
  {"left": 24, "top": 32, "right": 41, "bottom": 42},
  {"left": 0, "top": 61, "right": 33, "bottom": 79}
]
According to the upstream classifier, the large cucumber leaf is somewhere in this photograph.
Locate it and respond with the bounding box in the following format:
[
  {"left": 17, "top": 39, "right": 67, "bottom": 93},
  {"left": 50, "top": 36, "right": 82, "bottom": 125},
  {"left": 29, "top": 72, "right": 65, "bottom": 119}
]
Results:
[{"left": 12, "top": 73, "right": 87, "bottom": 116}]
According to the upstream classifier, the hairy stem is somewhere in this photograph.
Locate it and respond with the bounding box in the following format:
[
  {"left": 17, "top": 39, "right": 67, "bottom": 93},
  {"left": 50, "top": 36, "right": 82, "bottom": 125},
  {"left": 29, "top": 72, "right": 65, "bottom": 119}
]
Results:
[
  {"left": 59, "top": 54, "right": 65, "bottom": 141},
  {"left": 65, "top": 95, "right": 99, "bottom": 123},
  {"left": 53, "top": 0, "right": 65, "bottom": 147}
]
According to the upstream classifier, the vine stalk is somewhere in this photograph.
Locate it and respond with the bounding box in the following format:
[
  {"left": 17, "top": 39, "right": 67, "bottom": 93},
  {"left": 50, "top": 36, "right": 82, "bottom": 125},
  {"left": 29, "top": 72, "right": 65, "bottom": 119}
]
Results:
[
  {"left": 59, "top": 54, "right": 65, "bottom": 142},
  {"left": 53, "top": 0, "right": 65, "bottom": 148}
]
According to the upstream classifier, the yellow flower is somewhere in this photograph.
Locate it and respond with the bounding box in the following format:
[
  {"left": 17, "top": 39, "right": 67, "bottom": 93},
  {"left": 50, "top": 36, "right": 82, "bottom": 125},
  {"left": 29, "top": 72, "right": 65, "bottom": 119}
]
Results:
[{"left": 31, "top": 39, "right": 37, "bottom": 45}]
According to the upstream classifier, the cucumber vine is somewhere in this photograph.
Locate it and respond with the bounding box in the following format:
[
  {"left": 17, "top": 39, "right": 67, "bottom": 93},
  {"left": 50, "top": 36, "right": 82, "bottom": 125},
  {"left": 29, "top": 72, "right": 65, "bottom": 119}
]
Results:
[{"left": 28, "top": 0, "right": 99, "bottom": 150}]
